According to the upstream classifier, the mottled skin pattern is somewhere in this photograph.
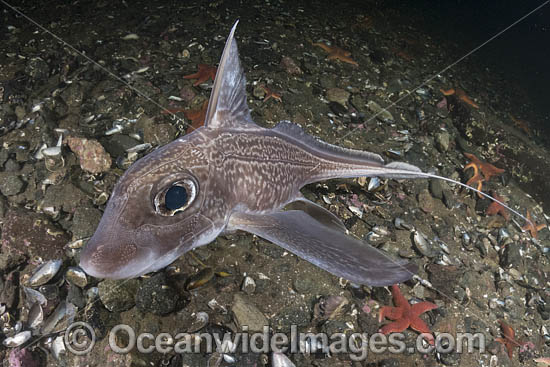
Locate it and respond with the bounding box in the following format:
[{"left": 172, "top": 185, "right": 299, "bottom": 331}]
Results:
[{"left": 208, "top": 131, "right": 317, "bottom": 212}]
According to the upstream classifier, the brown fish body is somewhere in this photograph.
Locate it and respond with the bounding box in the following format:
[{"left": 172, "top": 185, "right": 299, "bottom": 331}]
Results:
[{"left": 82, "top": 21, "right": 511, "bottom": 285}]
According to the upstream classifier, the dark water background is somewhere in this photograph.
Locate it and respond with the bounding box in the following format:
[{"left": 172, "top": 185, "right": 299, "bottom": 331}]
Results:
[{"left": 385, "top": 0, "right": 550, "bottom": 139}]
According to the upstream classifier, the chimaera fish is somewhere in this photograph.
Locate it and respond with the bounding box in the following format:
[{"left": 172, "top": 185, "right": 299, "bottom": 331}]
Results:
[{"left": 79, "top": 21, "right": 521, "bottom": 286}]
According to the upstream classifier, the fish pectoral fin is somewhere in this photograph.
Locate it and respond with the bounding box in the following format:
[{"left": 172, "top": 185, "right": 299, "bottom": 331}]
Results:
[
  {"left": 283, "top": 198, "right": 348, "bottom": 233},
  {"left": 228, "top": 210, "right": 417, "bottom": 286}
]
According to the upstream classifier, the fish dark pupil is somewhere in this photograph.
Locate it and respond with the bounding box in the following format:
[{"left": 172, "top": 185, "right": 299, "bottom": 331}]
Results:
[{"left": 165, "top": 185, "right": 188, "bottom": 210}]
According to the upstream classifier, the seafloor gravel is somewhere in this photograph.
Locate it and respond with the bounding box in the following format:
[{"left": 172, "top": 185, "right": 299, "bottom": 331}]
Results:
[{"left": 0, "top": 1, "right": 549, "bottom": 366}]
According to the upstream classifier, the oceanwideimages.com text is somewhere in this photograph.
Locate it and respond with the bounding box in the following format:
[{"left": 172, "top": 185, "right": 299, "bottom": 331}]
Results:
[{"left": 65, "top": 322, "right": 485, "bottom": 361}]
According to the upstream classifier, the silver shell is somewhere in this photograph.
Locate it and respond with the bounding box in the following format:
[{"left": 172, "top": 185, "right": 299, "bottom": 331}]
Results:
[
  {"left": 394, "top": 217, "right": 413, "bottom": 230},
  {"left": 462, "top": 232, "right": 471, "bottom": 246},
  {"left": 368, "top": 177, "right": 381, "bottom": 191},
  {"left": 223, "top": 354, "right": 236, "bottom": 363},
  {"left": 498, "top": 228, "right": 510, "bottom": 244},
  {"left": 28, "top": 260, "right": 63, "bottom": 287},
  {"left": 28, "top": 302, "right": 44, "bottom": 331},
  {"left": 41, "top": 301, "right": 77, "bottom": 335},
  {"left": 186, "top": 312, "right": 209, "bottom": 333},
  {"left": 23, "top": 286, "right": 47, "bottom": 307},
  {"left": 105, "top": 124, "right": 123, "bottom": 135},
  {"left": 412, "top": 230, "right": 435, "bottom": 258},
  {"left": 65, "top": 267, "right": 88, "bottom": 288}
]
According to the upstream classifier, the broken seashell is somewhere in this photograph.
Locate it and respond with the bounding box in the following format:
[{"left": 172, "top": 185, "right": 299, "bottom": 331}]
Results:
[
  {"left": 394, "top": 217, "right": 413, "bottom": 231},
  {"left": 368, "top": 177, "right": 381, "bottom": 191},
  {"left": 313, "top": 295, "right": 349, "bottom": 321},
  {"left": 241, "top": 276, "right": 256, "bottom": 294},
  {"left": 272, "top": 352, "right": 296, "bottom": 367},
  {"left": 186, "top": 312, "right": 209, "bottom": 333},
  {"left": 51, "top": 335, "right": 67, "bottom": 361}
]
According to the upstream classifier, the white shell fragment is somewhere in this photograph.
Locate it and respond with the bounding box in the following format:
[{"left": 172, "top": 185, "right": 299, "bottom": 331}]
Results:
[
  {"left": 121, "top": 33, "right": 139, "bottom": 40},
  {"left": 3, "top": 330, "right": 31, "bottom": 347},
  {"left": 207, "top": 298, "right": 227, "bottom": 314},
  {"left": 41, "top": 146, "right": 61, "bottom": 157},
  {"left": 51, "top": 335, "right": 67, "bottom": 361},
  {"left": 241, "top": 276, "right": 256, "bottom": 294},
  {"left": 168, "top": 95, "right": 184, "bottom": 101},
  {"left": 348, "top": 205, "right": 363, "bottom": 218},
  {"left": 126, "top": 143, "right": 151, "bottom": 153},
  {"left": 272, "top": 352, "right": 296, "bottom": 367}
]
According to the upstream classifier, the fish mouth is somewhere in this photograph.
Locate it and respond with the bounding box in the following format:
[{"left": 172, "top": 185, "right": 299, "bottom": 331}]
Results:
[{"left": 79, "top": 229, "right": 154, "bottom": 279}]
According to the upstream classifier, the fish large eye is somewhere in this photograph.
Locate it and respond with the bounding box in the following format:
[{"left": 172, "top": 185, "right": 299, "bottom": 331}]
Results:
[
  {"left": 165, "top": 186, "right": 188, "bottom": 210},
  {"left": 154, "top": 179, "right": 197, "bottom": 216}
]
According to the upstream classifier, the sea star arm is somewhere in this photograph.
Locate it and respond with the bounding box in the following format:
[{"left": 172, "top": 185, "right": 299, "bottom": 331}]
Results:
[
  {"left": 389, "top": 284, "right": 409, "bottom": 309},
  {"left": 379, "top": 317, "right": 410, "bottom": 334},
  {"left": 379, "top": 306, "right": 403, "bottom": 321}
]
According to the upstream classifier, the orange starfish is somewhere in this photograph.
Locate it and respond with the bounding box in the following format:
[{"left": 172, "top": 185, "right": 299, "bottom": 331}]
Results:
[
  {"left": 463, "top": 153, "right": 504, "bottom": 197},
  {"left": 183, "top": 64, "right": 217, "bottom": 86},
  {"left": 351, "top": 15, "right": 374, "bottom": 31},
  {"left": 260, "top": 85, "right": 282, "bottom": 103},
  {"left": 312, "top": 42, "right": 359, "bottom": 66},
  {"left": 534, "top": 357, "right": 550, "bottom": 366},
  {"left": 495, "top": 320, "right": 519, "bottom": 360},
  {"left": 510, "top": 114, "right": 531, "bottom": 136},
  {"left": 395, "top": 49, "right": 414, "bottom": 61},
  {"left": 440, "top": 88, "right": 479, "bottom": 108},
  {"left": 463, "top": 154, "right": 485, "bottom": 197},
  {"left": 485, "top": 191, "right": 510, "bottom": 221},
  {"left": 161, "top": 108, "right": 186, "bottom": 114},
  {"left": 521, "top": 210, "right": 547, "bottom": 239},
  {"left": 379, "top": 284, "right": 438, "bottom": 345},
  {"left": 183, "top": 100, "right": 208, "bottom": 133}
]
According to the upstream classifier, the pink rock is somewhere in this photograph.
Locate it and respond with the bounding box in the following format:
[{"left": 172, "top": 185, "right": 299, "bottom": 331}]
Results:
[
  {"left": 8, "top": 348, "right": 40, "bottom": 367},
  {"left": 437, "top": 97, "right": 447, "bottom": 110},
  {"left": 67, "top": 137, "right": 111, "bottom": 174},
  {"left": 179, "top": 85, "right": 196, "bottom": 103},
  {"left": 2, "top": 208, "right": 69, "bottom": 263},
  {"left": 280, "top": 56, "right": 302, "bottom": 75}
]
